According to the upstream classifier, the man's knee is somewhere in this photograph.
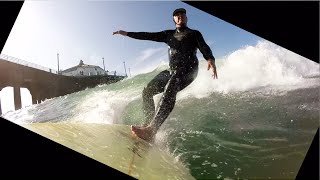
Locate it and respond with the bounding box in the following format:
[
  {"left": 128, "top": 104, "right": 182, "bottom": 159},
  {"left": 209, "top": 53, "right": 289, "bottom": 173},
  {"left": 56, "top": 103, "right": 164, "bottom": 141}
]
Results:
[{"left": 142, "top": 87, "right": 153, "bottom": 100}]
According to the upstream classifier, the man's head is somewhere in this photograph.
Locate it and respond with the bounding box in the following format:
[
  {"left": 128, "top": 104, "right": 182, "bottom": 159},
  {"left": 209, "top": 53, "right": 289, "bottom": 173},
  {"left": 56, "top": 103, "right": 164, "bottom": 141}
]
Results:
[{"left": 173, "top": 8, "right": 187, "bottom": 28}]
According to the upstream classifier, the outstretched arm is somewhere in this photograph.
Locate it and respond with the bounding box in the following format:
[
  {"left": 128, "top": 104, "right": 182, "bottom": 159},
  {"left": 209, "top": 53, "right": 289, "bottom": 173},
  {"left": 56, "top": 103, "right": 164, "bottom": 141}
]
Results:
[
  {"left": 113, "top": 30, "right": 168, "bottom": 43},
  {"left": 112, "top": 30, "right": 128, "bottom": 36}
]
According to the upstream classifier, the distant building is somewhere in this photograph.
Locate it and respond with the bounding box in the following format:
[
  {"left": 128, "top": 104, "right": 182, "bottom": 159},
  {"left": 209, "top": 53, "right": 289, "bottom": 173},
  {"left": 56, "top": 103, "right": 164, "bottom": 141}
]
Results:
[{"left": 61, "top": 60, "right": 107, "bottom": 76}]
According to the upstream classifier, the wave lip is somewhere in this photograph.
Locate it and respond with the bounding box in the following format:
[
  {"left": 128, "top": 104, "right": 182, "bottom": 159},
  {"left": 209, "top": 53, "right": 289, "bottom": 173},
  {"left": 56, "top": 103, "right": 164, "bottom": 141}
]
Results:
[{"left": 179, "top": 40, "right": 319, "bottom": 99}]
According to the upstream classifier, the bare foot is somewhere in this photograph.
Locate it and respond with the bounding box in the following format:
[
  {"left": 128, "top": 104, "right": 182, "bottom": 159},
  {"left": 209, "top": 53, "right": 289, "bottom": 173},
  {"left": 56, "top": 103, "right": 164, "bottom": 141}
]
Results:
[{"left": 131, "top": 125, "right": 156, "bottom": 142}]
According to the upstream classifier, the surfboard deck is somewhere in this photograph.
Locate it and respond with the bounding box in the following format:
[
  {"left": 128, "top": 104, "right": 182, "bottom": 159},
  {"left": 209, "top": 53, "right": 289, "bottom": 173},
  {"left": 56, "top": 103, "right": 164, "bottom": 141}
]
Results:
[{"left": 20, "top": 123, "right": 195, "bottom": 180}]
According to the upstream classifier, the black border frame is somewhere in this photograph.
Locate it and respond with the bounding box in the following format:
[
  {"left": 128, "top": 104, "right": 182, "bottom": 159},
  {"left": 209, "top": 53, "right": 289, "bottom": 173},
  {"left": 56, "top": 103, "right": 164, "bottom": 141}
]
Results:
[{"left": 0, "top": 1, "right": 318, "bottom": 179}]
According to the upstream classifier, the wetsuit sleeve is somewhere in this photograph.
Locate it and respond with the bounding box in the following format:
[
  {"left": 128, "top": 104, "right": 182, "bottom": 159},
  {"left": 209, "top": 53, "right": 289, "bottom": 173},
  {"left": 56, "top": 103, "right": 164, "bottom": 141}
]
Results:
[
  {"left": 195, "top": 30, "right": 215, "bottom": 62},
  {"left": 127, "top": 31, "right": 168, "bottom": 43}
]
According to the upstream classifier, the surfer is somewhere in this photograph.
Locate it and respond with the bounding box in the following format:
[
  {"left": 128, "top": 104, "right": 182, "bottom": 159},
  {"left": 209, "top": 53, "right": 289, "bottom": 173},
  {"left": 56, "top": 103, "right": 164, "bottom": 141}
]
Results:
[{"left": 113, "top": 8, "right": 218, "bottom": 141}]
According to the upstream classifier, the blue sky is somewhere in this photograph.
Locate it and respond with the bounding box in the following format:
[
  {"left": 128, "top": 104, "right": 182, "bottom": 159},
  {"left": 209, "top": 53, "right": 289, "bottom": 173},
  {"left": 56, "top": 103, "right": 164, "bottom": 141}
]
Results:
[{"left": 2, "top": 0, "right": 262, "bottom": 76}]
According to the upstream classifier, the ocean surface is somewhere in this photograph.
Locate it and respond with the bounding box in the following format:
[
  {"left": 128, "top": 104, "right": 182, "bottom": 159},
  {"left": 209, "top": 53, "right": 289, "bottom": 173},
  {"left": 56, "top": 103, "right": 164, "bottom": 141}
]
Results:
[{"left": 3, "top": 41, "right": 319, "bottom": 179}]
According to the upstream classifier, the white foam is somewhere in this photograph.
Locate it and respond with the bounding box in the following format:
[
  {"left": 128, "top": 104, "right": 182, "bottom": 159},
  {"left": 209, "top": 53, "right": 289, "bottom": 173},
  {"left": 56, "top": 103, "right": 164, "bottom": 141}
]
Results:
[
  {"left": 69, "top": 89, "right": 141, "bottom": 124},
  {"left": 179, "top": 40, "right": 319, "bottom": 99}
]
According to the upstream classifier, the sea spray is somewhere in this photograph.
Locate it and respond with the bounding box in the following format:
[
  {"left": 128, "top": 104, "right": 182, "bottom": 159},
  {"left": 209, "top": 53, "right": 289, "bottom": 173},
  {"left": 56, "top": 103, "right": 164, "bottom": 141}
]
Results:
[{"left": 179, "top": 40, "right": 319, "bottom": 99}]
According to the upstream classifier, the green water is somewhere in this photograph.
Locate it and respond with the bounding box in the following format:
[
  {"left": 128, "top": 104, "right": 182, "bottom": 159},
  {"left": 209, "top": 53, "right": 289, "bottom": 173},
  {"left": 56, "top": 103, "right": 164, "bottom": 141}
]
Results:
[
  {"left": 121, "top": 86, "right": 319, "bottom": 179},
  {"left": 3, "top": 63, "right": 319, "bottom": 179}
]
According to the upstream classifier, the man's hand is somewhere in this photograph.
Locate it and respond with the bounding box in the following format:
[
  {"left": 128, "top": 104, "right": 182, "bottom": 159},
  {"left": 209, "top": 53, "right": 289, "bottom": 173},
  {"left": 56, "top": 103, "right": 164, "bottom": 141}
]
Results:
[
  {"left": 112, "top": 30, "right": 128, "bottom": 36},
  {"left": 207, "top": 59, "right": 218, "bottom": 79}
]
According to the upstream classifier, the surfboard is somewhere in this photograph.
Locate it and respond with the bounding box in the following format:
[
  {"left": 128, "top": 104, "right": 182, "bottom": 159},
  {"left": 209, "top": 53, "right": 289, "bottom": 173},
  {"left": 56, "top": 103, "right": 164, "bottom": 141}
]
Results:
[{"left": 20, "top": 123, "right": 195, "bottom": 180}]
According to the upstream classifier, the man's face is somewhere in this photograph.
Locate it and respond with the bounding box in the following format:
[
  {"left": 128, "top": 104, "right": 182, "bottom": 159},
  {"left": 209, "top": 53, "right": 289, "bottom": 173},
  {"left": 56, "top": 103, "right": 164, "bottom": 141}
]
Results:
[{"left": 173, "top": 12, "right": 187, "bottom": 27}]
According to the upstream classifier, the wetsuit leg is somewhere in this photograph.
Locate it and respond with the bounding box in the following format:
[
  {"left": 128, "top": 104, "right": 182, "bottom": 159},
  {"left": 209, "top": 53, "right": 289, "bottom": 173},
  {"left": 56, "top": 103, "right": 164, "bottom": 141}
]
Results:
[
  {"left": 150, "top": 67, "right": 198, "bottom": 130},
  {"left": 142, "top": 70, "right": 171, "bottom": 125}
]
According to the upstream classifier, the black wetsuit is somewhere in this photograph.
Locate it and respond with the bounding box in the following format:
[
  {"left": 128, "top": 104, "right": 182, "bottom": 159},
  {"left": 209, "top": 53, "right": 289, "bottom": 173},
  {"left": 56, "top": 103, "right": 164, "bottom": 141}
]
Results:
[{"left": 127, "top": 26, "right": 215, "bottom": 130}]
